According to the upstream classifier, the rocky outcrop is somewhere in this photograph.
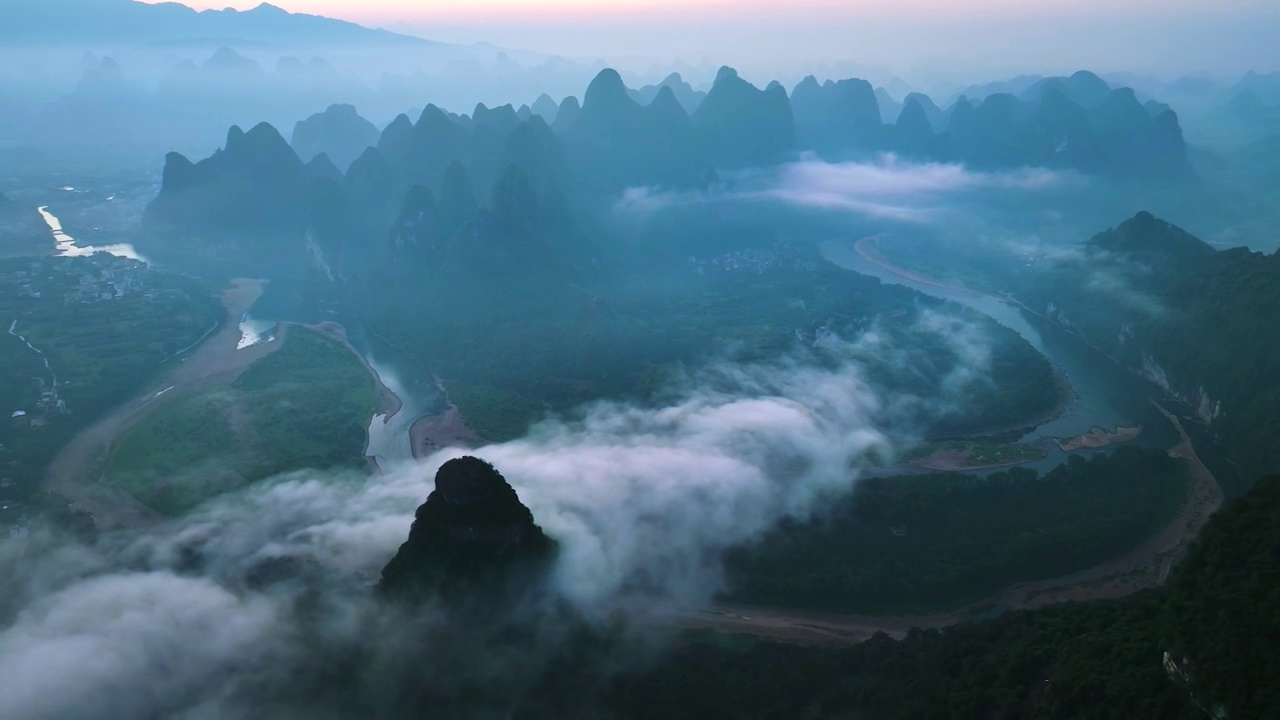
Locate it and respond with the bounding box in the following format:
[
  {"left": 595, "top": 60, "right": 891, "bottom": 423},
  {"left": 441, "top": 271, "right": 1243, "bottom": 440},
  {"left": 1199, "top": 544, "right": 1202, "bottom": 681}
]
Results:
[
  {"left": 790, "top": 75, "right": 883, "bottom": 156},
  {"left": 692, "top": 66, "right": 796, "bottom": 169},
  {"left": 892, "top": 96, "right": 937, "bottom": 158},
  {"left": 379, "top": 456, "right": 556, "bottom": 600},
  {"left": 902, "top": 92, "right": 945, "bottom": 131},
  {"left": 500, "top": 116, "right": 569, "bottom": 195},
  {"left": 1138, "top": 354, "right": 1222, "bottom": 425},
  {"left": 531, "top": 93, "right": 560, "bottom": 122},
  {"left": 631, "top": 72, "right": 706, "bottom": 114},
  {"left": 551, "top": 95, "right": 581, "bottom": 134},
  {"left": 291, "top": 103, "right": 380, "bottom": 172},
  {"left": 566, "top": 68, "right": 705, "bottom": 192},
  {"left": 143, "top": 122, "right": 309, "bottom": 263}
]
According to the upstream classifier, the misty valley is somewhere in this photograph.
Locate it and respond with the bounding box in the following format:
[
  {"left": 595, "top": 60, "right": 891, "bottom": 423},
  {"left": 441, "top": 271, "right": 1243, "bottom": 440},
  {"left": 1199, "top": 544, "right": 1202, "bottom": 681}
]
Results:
[{"left": 1, "top": 1, "right": 1278, "bottom": 719}]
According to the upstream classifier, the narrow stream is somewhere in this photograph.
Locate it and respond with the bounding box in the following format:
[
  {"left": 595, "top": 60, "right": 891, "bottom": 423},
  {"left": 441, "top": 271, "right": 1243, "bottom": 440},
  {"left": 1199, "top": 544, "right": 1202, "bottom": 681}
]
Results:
[{"left": 8, "top": 316, "right": 62, "bottom": 409}]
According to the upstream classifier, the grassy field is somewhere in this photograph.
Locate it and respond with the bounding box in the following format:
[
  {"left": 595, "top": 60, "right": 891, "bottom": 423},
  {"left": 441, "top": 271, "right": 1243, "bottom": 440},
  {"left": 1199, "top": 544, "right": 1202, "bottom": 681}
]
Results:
[
  {"left": 0, "top": 255, "right": 221, "bottom": 505},
  {"left": 107, "top": 326, "right": 376, "bottom": 515}
]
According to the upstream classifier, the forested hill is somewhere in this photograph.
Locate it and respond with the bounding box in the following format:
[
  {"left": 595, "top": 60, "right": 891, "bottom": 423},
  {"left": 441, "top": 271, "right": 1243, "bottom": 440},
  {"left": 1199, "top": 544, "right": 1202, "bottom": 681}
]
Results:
[
  {"left": 1088, "top": 210, "right": 1216, "bottom": 274},
  {"left": 604, "top": 474, "right": 1280, "bottom": 719},
  {"left": 1131, "top": 244, "right": 1280, "bottom": 485},
  {"left": 1005, "top": 212, "right": 1280, "bottom": 489}
]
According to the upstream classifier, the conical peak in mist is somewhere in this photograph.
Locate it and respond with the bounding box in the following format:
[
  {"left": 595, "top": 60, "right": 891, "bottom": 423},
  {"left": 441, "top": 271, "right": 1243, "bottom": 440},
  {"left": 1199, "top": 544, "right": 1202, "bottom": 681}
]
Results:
[
  {"left": 290, "top": 103, "right": 379, "bottom": 171},
  {"left": 715, "top": 66, "right": 740, "bottom": 85},
  {"left": 379, "top": 456, "right": 558, "bottom": 601},
  {"left": 582, "top": 68, "right": 640, "bottom": 119}
]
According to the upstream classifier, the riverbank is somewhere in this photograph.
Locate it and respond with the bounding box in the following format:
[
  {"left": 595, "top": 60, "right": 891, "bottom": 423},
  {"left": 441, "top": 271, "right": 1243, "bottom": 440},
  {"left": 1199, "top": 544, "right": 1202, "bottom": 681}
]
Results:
[
  {"left": 675, "top": 239, "right": 1226, "bottom": 644},
  {"left": 855, "top": 236, "right": 977, "bottom": 296},
  {"left": 43, "top": 278, "right": 278, "bottom": 528},
  {"left": 410, "top": 405, "right": 482, "bottom": 459},
  {"left": 905, "top": 442, "right": 1049, "bottom": 473},
  {"left": 307, "top": 320, "right": 403, "bottom": 422},
  {"left": 855, "top": 236, "right": 1030, "bottom": 312},
  {"left": 680, "top": 403, "right": 1221, "bottom": 645},
  {"left": 852, "top": 237, "right": 1074, "bottom": 441},
  {"left": 1055, "top": 425, "right": 1143, "bottom": 452}
]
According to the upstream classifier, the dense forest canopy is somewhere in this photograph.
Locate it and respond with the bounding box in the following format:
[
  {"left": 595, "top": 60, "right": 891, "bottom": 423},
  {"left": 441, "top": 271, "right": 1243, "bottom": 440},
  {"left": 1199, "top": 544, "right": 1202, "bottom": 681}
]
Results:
[{"left": 606, "top": 474, "right": 1280, "bottom": 719}]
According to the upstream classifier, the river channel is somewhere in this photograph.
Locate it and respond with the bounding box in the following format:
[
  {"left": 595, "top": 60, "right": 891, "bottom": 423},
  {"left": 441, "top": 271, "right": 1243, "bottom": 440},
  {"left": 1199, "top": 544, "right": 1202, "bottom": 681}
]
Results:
[
  {"left": 820, "top": 237, "right": 1242, "bottom": 492},
  {"left": 236, "top": 283, "right": 444, "bottom": 468},
  {"left": 232, "top": 233, "right": 1240, "bottom": 493}
]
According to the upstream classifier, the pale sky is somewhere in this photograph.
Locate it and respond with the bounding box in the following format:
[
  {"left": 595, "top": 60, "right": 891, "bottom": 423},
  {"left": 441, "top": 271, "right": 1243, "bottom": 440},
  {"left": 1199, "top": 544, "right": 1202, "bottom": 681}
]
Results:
[{"left": 143, "top": 1, "right": 1280, "bottom": 79}]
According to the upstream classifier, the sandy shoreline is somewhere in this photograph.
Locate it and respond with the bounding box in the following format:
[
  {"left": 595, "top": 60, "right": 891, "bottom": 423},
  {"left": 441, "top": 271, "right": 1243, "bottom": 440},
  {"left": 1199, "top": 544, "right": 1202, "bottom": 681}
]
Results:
[
  {"left": 42, "top": 305, "right": 411, "bottom": 524},
  {"left": 410, "top": 405, "right": 482, "bottom": 459},
  {"left": 855, "top": 236, "right": 1031, "bottom": 311},
  {"left": 1055, "top": 425, "right": 1143, "bottom": 452}
]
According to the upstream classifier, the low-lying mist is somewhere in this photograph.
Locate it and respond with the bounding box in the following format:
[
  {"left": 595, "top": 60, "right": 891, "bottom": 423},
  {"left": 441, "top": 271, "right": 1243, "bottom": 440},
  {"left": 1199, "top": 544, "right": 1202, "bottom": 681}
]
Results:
[
  {"left": 616, "top": 155, "right": 1079, "bottom": 225},
  {"left": 0, "top": 319, "right": 995, "bottom": 718}
]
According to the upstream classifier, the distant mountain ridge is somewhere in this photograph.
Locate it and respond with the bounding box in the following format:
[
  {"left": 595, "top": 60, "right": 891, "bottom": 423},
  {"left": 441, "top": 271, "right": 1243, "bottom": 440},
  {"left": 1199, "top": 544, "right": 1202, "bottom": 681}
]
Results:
[
  {"left": 811, "top": 70, "right": 1194, "bottom": 178},
  {"left": 0, "top": 0, "right": 433, "bottom": 47},
  {"left": 141, "top": 64, "right": 1197, "bottom": 280},
  {"left": 290, "top": 103, "right": 380, "bottom": 172}
]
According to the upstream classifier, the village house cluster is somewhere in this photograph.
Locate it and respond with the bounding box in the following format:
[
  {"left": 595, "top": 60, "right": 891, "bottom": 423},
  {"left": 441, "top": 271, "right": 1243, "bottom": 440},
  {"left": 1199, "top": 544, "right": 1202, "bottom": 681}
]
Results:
[
  {"left": 687, "top": 243, "right": 822, "bottom": 276},
  {"left": 0, "top": 256, "right": 170, "bottom": 305}
]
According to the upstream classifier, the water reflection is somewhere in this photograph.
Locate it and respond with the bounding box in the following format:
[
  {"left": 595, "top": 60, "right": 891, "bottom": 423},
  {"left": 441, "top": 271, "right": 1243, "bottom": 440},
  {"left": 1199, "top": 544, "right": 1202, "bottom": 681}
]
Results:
[
  {"left": 37, "top": 205, "right": 147, "bottom": 262},
  {"left": 236, "top": 314, "right": 278, "bottom": 350},
  {"left": 820, "top": 237, "right": 1179, "bottom": 473}
]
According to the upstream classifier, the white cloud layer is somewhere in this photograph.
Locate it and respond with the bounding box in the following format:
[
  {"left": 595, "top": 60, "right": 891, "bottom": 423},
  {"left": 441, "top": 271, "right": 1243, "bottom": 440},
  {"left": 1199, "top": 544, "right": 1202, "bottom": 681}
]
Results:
[
  {"left": 0, "top": 321, "right": 993, "bottom": 718},
  {"left": 616, "top": 155, "right": 1073, "bottom": 223}
]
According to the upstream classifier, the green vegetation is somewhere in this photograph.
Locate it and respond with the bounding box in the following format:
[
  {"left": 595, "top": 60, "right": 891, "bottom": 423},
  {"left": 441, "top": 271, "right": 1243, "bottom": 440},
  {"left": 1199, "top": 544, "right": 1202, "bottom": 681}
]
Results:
[
  {"left": 369, "top": 245, "right": 1061, "bottom": 442},
  {"left": 1127, "top": 247, "right": 1280, "bottom": 493},
  {"left": 726, "top": 447, "right": 1189, "bottom": 614},
  {"left": 107, "top": 326, "right": 376, "bottom": 515},
  {"left": 444, "top": 380, "right": 550, "bottom": 443},
  {"left": 904, "top": 440, "right": 1048, "bottom": 467},
  {"left": 233, "top": 327, "right": 376, "bottom": 477},
  {"left": 108, "top": 391, "right": 242, "bottom": 516},
  {"left": 607, "top": 474, "right": 1280, "bottom": 720},
  {"left": 883, "top": 213, "right": 1280, "bottom": 495},
  {"left": 0, "top": 255, "right": 220, "bottom": 504}
]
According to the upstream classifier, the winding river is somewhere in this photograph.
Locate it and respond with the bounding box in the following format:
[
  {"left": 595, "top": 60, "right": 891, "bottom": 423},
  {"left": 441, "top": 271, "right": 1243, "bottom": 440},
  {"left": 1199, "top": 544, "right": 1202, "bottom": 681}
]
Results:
[
  {"left": 234, "top": 289, "right": 444, "bottom": 468},
  {"left": 820, "top": 237, "right": 1240, "bottom": 489},
  {"left": 7, "top": 317, "right": 60, "bottom": 408},
  {"left": 230, "top": 231, "right": 1240, "bottom": 490}
]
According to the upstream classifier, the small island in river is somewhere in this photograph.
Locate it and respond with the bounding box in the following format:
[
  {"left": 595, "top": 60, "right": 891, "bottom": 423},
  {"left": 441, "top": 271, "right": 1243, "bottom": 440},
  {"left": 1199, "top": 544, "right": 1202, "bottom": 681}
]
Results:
[
  {"left": 1054, "top": 425, "right": 1143, "bottom": 452},
  {"left": 906, "top": 441, "right": 1049, "bottom": 472}
]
